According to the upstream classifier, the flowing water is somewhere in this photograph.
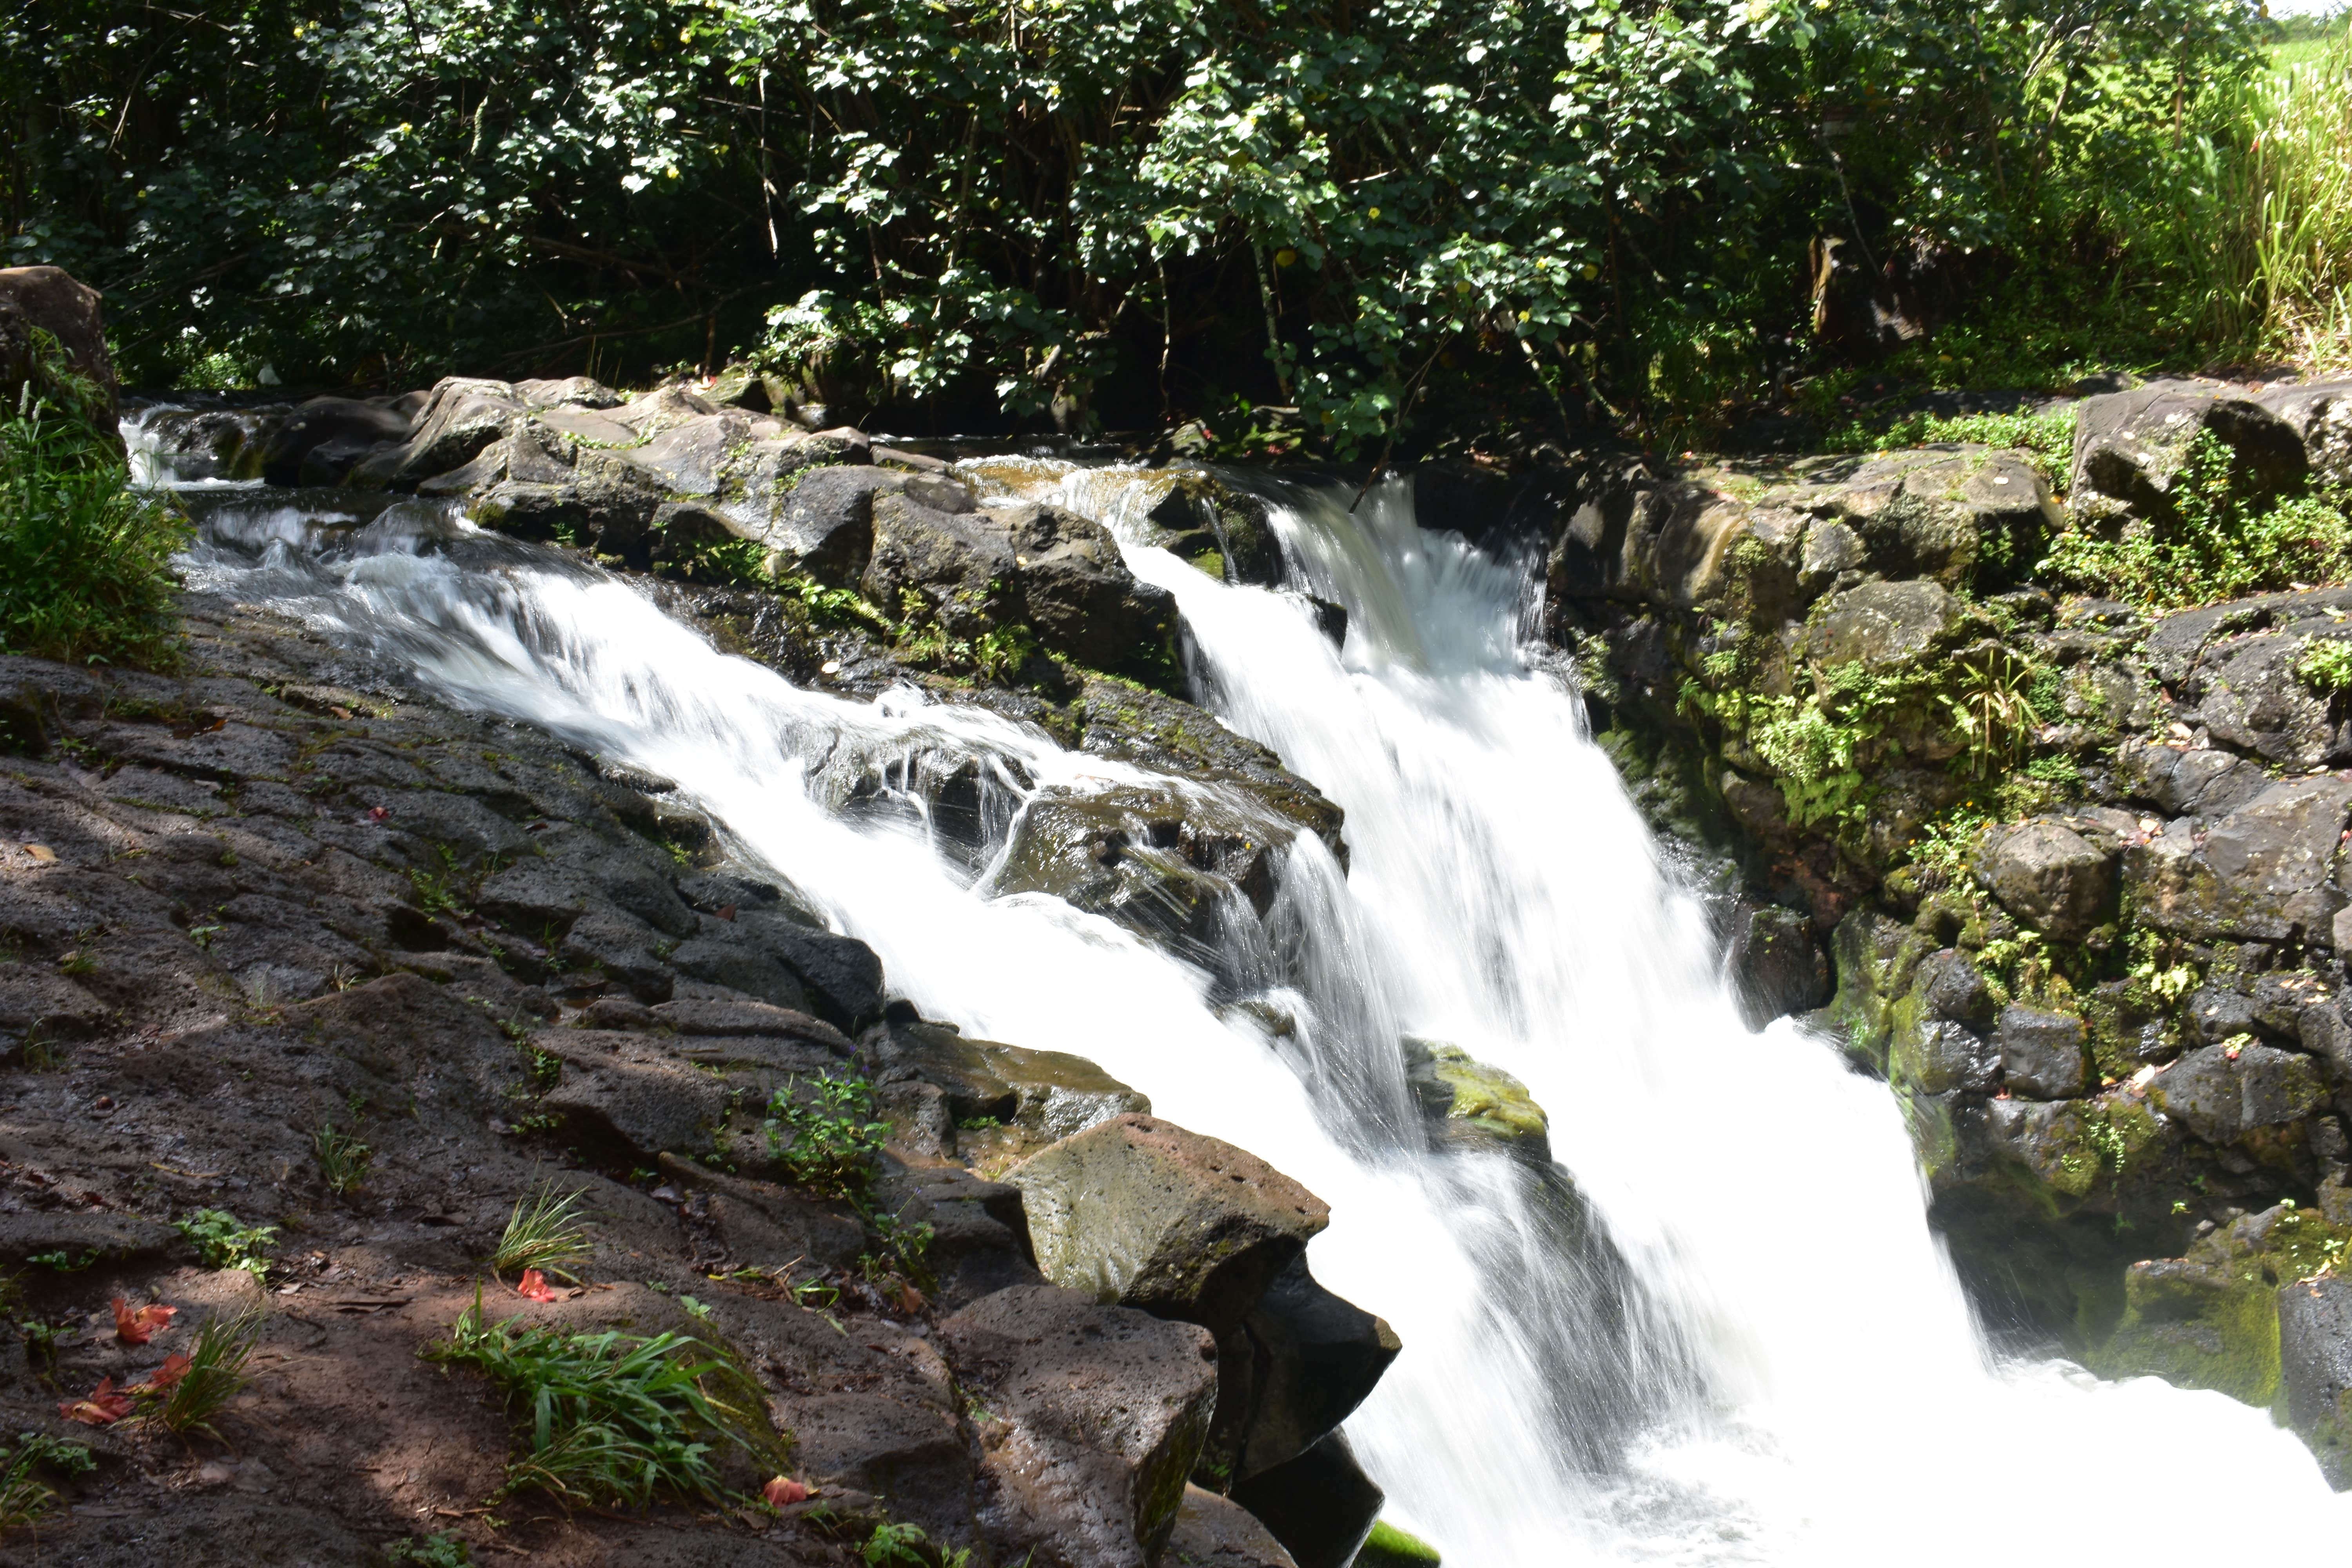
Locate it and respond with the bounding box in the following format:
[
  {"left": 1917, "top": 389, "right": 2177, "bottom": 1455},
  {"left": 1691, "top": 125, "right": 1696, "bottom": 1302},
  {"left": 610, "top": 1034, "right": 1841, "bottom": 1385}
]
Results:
[{"left": 136, "top": 418, "right": 2352, "bottom": 1563}]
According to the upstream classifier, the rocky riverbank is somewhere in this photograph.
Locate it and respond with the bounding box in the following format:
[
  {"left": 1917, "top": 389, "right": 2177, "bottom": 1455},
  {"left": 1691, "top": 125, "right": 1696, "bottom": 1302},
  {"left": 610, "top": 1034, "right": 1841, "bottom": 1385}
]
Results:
[
  {"left": 0, "top": 583, "right": 1414, "bottom": 1566},
  {"left": 1496, "top": 375, "right": 2352, "bottom": 1479}
]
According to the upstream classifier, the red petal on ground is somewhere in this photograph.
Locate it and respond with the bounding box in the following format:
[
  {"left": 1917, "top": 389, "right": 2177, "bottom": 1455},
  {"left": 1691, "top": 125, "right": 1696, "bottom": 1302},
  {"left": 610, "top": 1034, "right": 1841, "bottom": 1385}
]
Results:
[
  {"left": 516, "top": 1269, "right": 558, "bottom": 1302},
  {"left": 59, "top": 1377, "right": 134, "bottom": 1425},
  {"left": 763, "top": 1476, "right": 810, "bottom": 1506},
  {"left": 113, "top": 1297, "right": 178, "bottom": 1345},
  {"left": 130, "top": 1352, "right": 193, "bottom": 1396}
]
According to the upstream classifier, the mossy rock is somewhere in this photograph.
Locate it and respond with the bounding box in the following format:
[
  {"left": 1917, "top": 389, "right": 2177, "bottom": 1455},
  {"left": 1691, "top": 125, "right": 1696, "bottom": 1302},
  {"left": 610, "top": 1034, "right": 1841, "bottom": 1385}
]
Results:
[
  {"left": 1357, "top": 1519, "right": 1442, "bottom": 1567},
  {"left": 1403, "top": 1038, "right": 1550, "bottom": 1162}
]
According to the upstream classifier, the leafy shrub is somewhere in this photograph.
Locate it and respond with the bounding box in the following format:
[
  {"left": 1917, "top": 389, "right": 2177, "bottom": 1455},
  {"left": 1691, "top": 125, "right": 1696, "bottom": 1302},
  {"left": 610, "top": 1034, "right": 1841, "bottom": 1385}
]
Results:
[
  {"left": 425, "top": 1292, "right": 769, "bottom": 1507},
  {"left": 1821, "top": 407, "right": 2079, "bottom": 486},
  {"left": 2040, "top": 429, "right": 2352, "bottom": 608},
  {"left": 174, "top": 1209, "right": 277, "bottom": 1278},
  {"left": 0, "top": 391, "right": 186, "bottom": 668},
  {"left": 763, "top": 1074, "right": 888, "bottom": 1200},
  {"left": 2297, "top": 637, "right": 2352, "bottom": 694}
]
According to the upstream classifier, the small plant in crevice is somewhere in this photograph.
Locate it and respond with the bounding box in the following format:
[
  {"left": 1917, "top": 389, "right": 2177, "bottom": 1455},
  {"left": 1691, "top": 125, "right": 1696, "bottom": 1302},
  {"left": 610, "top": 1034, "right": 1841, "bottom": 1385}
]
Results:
[
  {"left": 385, "top": 1533, "right": 474, "bottom": 1567},
  {"left": 1941, "top": 645, "right": 2044, "bottom": 779},
  {"left": 423, "top": 1289, "right": 771, "bottom": 1508},
  {"left": 489, "top": 1180, "right": 591, "bottom": 1283},
  {"left": 174, "top": 1209, "right": 278, "bottom": 1279},
  {"left": 154, "top": 1309, "right": 265, "bottom": 1437},
  {"left": 0, "top": 1430, "right": 96, "bottom": 1531},
  {"left": 312, "top": 1118, "right": 374, "bottom": 1197},
  {"left": 2296, "top": 637, "right": 2352, "bottom": 695},
  {"left": 762, "top": 1073, "right": 888, "bottom": 1200},
  {"left": 863, "top": 1520, "right": 971, "bottom": 1568}
]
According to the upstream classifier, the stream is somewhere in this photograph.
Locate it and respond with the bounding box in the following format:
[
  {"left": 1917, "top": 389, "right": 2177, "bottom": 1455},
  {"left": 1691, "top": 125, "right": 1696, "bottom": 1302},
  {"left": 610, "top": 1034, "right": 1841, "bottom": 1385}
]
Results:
[{"left": 136, "top": 419, "right": 2352, "bottom": 1564}]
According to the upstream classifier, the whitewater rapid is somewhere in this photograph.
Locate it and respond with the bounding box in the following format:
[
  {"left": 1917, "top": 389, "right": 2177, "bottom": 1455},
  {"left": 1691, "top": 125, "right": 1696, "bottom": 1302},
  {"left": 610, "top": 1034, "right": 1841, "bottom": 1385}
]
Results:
[{"left": 154, "top": 432, "right": 2352, "bottom": 1563}]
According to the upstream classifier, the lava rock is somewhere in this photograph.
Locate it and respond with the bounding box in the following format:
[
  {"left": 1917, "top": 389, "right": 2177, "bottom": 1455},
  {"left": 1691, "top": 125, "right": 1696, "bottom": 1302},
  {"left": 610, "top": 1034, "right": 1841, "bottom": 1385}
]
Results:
[
  {"left": 1227, "top": 1431, "right": 1384, "bottom": 1568},
  {"left": 1978, "top": 818, "right": 2118, "bottom": 941},
  {"left": 1994, "top": 1004, "right": 2089, "bottom": 1100}
]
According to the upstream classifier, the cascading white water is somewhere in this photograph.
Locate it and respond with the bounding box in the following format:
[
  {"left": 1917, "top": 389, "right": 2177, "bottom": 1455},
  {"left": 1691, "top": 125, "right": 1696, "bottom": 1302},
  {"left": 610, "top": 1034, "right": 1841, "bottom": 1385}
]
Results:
[{"left": 155, "top": 424, "right": 2352, "bottom": 1564}]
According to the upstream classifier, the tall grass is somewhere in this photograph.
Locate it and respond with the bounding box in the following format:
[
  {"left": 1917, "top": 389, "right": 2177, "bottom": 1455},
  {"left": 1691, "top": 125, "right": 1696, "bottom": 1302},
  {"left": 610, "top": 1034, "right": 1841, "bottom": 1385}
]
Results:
[
  {"left": 0, "top": 386, "right": 187, "bottom": 668},
  {"left": 2216, "top": 24, "right": 2352, "bottom": 369}
]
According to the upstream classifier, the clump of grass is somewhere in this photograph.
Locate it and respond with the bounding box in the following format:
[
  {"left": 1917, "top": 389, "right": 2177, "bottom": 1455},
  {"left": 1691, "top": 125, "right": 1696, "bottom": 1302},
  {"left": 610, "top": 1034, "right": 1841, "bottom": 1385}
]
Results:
[
  {"left": 385, "top": 1534, "right": 472, "bottom": 1567},
  {"left": 174, "top": 1209, "right": 278, "bottom": 1279},
  {"left": 312, "top": 1119, "right": 374, "bottom": 1196},
  {"left": 763, "top": 1073, "right": 888, "bottom": 1199},
  {"left": 490, "top": 1181, "right": 591, "bottom": 1282},
  {"left": 0, "top": 381, "right": 188, "bottom": 669},
  {"left": 424, "top": 1290, "right": 768, "bottom": 1507},
  {"left": 863, "top": 1521, "right": 971, "bottom": 1567},
  {"left": 0, "top": 1431, "right": 95, "bottom": 1531},
  {"left": 1821, "top": 405, "right": 2079, "bottom": 486},
  {"left": 2297, "top": 637, "right": 2352, "bottom": 694},
  {"left": 156, "top": 1310, "right": 265, "bottom": 1438}
]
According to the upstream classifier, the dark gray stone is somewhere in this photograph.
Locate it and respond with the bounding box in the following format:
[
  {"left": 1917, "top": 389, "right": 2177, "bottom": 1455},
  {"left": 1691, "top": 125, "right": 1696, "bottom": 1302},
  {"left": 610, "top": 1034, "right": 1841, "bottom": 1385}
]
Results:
[
  {"left": 2278, "top": 1274, "right": 2352, "bottom": 1488},
  {"left": 1226, "top": 1431, "right": 1383, "bottom": 1568},
  {"left": 1724, "top": 903, "right": 1831, "bottom": 1029},
  {"left": 1917, "top": 949, "right": 1996, "bottom": 1029},
  {"left": 2150, "top": 1043, "right": 2330, "bottom": 1145},
  {"left": 1978, "top": 819, "right": 2118, "bottom": 940},
  {"left": 1995, "top": 1004, "right": 2088, "bottom": 1099}
]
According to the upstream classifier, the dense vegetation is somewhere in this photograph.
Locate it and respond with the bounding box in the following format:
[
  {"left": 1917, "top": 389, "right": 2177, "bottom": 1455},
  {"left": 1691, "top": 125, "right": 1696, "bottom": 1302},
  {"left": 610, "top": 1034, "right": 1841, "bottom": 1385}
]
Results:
[
  {"left": 7, "top": 0, "right": 2343, "bottom": 447},
  {"left": 0, "top": 346, "right": 185, "bottom": 668}
]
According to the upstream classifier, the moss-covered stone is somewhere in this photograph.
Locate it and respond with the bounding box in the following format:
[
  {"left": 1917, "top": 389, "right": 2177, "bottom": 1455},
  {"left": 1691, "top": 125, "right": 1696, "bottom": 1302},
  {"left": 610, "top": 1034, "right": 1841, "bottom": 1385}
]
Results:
[
  {"left": 1357, "top": 1518, "right": 1443, "bottom": 1567},
  {"left": 1403, "top": 1038, "right": 1551, "bottom": 1162}
]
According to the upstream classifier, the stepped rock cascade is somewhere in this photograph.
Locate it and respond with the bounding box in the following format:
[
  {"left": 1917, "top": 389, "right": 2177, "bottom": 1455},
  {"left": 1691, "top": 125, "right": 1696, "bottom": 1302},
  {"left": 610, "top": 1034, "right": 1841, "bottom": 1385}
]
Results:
[{"left": 136, "top": 412, "right": 2352, "bottom": 1563}]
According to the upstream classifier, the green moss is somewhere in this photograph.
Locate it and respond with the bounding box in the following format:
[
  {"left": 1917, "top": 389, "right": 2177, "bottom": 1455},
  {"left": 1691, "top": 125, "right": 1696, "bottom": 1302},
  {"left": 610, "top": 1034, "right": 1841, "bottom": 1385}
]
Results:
[
  {"left": 1358, "top": 1519, "right": 1442, "bottom": 1567},
  {"left": 2090, "top": 1264, "right": 2282, "bottom": 1405}
]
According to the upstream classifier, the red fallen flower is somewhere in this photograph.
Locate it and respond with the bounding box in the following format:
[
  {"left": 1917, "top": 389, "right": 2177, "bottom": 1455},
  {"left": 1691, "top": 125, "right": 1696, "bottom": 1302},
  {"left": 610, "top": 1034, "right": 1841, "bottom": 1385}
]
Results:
[
  {"left": 130, "top": 1352, "right": 192, "bottom": 1395},
  {"left": 367, "top": 806, "right": 392, "bottom": 823},
  {"left": 113, "top": 1296, "right": 178, "bottom": 1345},
  {"left": 59, "top": 1377, "right": 134, "bottom": 1426},
  {"left": 516, "top": 1269, "right": 559, "bottom": 1302},
  {"left": 763, "top": 1476, "right": 810, "bottom": 1507}
]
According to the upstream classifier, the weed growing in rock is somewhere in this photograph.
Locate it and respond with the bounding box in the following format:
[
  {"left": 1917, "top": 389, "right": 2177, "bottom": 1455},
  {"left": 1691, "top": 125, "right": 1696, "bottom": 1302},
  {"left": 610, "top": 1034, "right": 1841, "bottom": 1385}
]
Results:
[
  {"left": 152, "top": 1309, "right": 264, "bottom": 1437},
  {"left": 0, "top": 387, "right": 189, "bottom": 670},
  {"left": 763, "top": 1074, "right": 887, "bottom": 1199},
  {"left": 312, "top": 1119, "right": 373, "bottom": 1196},
  {"left": 2296, "top": 637, "right": 2352, "bottom": 694},
  {"left": 425, "top": 1291, "right": 763, "bottom": 1507},
  {"left": 490, "top": 1181, "right": 591, "bottom": 1283},
  {"left": 1942, "top": 646, "right": 2045, "bottom": 779},
  {"left": 863, "top": 1521, "right": 969, "bottom": 1568},
  {"left": 174, "top": 1209, "right": 277, "bottom": 1279},
  {"left": 0, "top": 1431, "right": 94, "bottom": 1530},
  {"left": 1821, "top": 406, "right": 2079, "bottom": 486}
]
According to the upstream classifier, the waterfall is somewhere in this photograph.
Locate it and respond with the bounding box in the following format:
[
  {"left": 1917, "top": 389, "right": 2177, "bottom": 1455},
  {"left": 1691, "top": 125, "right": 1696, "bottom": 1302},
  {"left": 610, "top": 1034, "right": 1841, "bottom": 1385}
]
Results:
[{"left": 156, "top": 434, "right": 2352, "bottom": 1563}]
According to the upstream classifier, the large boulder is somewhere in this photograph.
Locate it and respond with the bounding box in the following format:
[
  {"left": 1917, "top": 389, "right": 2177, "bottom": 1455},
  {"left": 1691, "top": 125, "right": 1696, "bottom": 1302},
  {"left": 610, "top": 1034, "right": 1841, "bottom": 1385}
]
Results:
[
  {"left": 2125, "top": 777, "right": 2352, "bottom": 944},
  {"left": 1226, "top": 1432, "right": 1385, "bottom": 1568},
  {"left": 2256, "top": 378, "right": 2352, "bottom": 488},
  {"left": 1770, "top": 445, "right": 2061, "bottom": 588},
  {"left": 1007, "top": 1114, "right": 1330, "bottom": 1336},
  {"left": 987, "top": 783, "right": 1293, "bottom": 966},
  {"left": 1798, "top": 579, "right": 1971, "bottom": 669},
  {"left": 359, "top": 376, "right": 528, "bottom": 486},
  {"left": 1722, "top": 902, "right": 1832, "bottom": 1029},
  {"left": 2072, "top": 379, "right": 2310, "bottom": 519},
  {"left": 2148, "top": 1042, "right": 2329, "bottom": 1152},
  {"left": 1994, "top": 1004, "right": 2089, "bottom": 1100},
  {"left": 1001, "top": 501, "right": 1180, "bottom": 671},
  {"left": 768, "top": 464, "right": 906, "bottom": 583},
  {"left": 0, "top": 265, "right": 116, "bottom": 421},
  {"left": 1164, "top": 1486, "right": 1300, "bottom": 1568},
  {"left": 864, "top": 488, "right": 1019, "bottom": 635},
  {"left": 939, "top": 1284, "right": 1220, "bottom": 1568},
  {"left": 1208, "top": 1255, "right": 1401, "bottom": 1485},
  {"left": 878, "top": 1018, "right": 1150, "bottom": 1168},
  {"left": 1976, "top": 818, "right": 2119, "bottom": 940},
  {"left": 255, "top": 395, "right": 414, "bottom": 486}
]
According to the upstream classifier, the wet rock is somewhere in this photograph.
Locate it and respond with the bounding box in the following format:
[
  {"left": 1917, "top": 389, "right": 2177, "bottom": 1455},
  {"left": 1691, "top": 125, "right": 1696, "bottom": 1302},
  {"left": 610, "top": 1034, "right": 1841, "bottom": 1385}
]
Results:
[
  {"left": 1000, "top": 502, "right": 1180, "bottom": 672},
  {"left": 1165, "top": 1485, "right": 1301, "bottom": 1568},
  {"left": 1995, "top": 1004, "right": 2089, "bottom": 1099},
  {"left": 940, "top": 1284, "right": 1220, "bottom": 1568},
  {"left": 2125, "top": 777, "right": 2352, "bottom": 944},
  {"left": 879, "top": 1019, "right": 1151, "bottom": 1163},
  {"left": 1723, "top": 903, "right": 1831, "bottom": 1029},
  {"left": 1894, "top": 1018, "right": 1998, "bottom": 1096},
  {"left": 1978, "top": 819, "right": 2118, "bottom": 941},
  {"left": 987, "top": 784, "right": 1288, "bottom": 966},
  {"left": 254, "top": 396, "right": 413, "bottom": 486},
  {"left": 363, "top": 377, "right": 527, "bottom": 486},
  {"left": 1007, "top": 1114, "right": 1329, "bottom": 1337},
  {"left": 1226, "top": 1431, "right": 1384, "bottom": 1568},
  {"left": 1777, "top": 445, "right": 2061, "bottom": 588},
  {"left": 1209, "top": 1254, "right": 1401, "bottom": 1485},
  {"left": 1143, "top": 473, "right": 1284, "bottom": 586},
  {"left": 2279, "top": 1274, "right": 2352, "bottom": 1488},
  {"left": 864, "top": 490, "right": 1019, "bottom": 635},
  {"left": 1402, "top": 1038, "right": 1552, "bottom": 1162},
  {"left": 514, "top": 374, "right": 624, "bottom": 409},
  {"left": 1916, "top": 949, "right": 1996, "bottom": 1028}
]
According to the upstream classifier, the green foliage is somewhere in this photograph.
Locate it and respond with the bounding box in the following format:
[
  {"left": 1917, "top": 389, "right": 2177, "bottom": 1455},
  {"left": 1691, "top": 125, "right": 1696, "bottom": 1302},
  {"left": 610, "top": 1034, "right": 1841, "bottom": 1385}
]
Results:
[
  {"left": 385, "top": 1535, "right": 473, "bottom": 1568},
  {"left": 490, "top": 1181, "right": 592, "bottom": 1283},
  {"left": 863, "top": 1521, "right": 970, "bottom": 1568},
  {"left": 2, "top": 0, "right": 2269, "bottom": 441},
  {"left": 2296, "top": 637, "right": 2352, "bottom": 694},
  {"left": 764, "top": 1074, "right": 888, "bottom": 1200},
  {"left": 1358, "top": 1519, "right": 1445, "bottom": 1568},
  {"left": 0, "top": 1432, "right": 95, "bottom": 1531},
  {"left": 425, "top": 1290, "right": 763, "bottom": 1507},
  {"left": 312, "top": 1118, "right": 374, "bottom": 1197},
  {"left": 175, "top": 1209, "right": 277, "bottom": 1278},
  {"left": 1821, "top": 407, "right": 2078, "bottom": 486},
  {"left": 1940, "top": 646, "right": 2045, "bottom": 779},
  {"left": 2040, "top": 429, "right": 2352, "bottom": 608},
  {"left": 2207, "top": 24, "right": 2352, "bottom": 370},
  {"left": 156, "top": 1310, "right": 265, "bottom": 1438},
  {"left": 0, "top": 390, "right": 187, "bottom": 668}
]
